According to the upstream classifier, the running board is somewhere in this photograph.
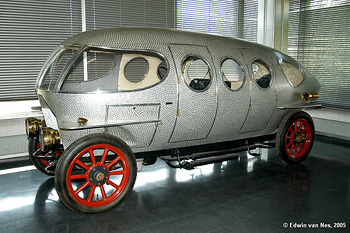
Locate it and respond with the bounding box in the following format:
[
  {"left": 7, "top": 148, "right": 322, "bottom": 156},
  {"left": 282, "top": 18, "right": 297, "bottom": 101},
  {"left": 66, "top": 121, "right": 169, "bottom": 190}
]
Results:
[
  {"left": 160, "top": 142, "right": 275, "bottom": 170},
  {"left": 181, "top": 153, "right": 239, "bottom": 169},
  {"left": 160, "top": 152, "right": 239, "bottom": 170}
]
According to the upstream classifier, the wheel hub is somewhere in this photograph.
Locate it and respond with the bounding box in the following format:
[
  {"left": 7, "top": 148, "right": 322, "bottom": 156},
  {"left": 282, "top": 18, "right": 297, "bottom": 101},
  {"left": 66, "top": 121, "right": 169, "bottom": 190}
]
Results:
[
  {"left": 295, "top": 134, "right": 303, "bottom": 143},
  {"left": 89, "top": 166, "right": 109, "bottom": 186},
  {"left": 96, "top": 172, "right": 105, "bottom": 181}
]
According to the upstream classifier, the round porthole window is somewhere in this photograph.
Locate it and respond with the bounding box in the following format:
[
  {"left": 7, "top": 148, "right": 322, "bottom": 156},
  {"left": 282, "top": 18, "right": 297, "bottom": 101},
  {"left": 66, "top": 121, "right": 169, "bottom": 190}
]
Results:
[
  {"left": 182, "top": 56, "right": 211, "bottom": 91},
  {"left": 124, "top": 57, "right": 149, "bottom": 83},
  {"left": 252, "top": 59, "right": 272, "bottom": 89},
  {"left": 221, "top": 58, "right": 244, "bottom": 91}
]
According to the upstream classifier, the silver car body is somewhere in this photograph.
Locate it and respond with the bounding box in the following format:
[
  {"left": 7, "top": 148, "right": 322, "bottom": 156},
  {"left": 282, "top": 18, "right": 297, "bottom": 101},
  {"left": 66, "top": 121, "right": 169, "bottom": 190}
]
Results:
[{"left": 36, "top": 27, "right": 320, "bottom": 154}]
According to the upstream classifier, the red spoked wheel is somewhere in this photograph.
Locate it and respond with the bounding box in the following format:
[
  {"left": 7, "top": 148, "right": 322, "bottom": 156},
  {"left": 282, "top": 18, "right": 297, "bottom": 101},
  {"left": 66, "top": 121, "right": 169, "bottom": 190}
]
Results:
[
  {"left": 67, "top": 144, "right": 129, "bottom": 207},
  {"left": 276, "top": 111, "right": 315, "bottom": 164},
  {"left": 29, "top": 138, "right": 60, "bottom": 175},
  {"left": 284, "top": 118, "right": 312, "bottom": 159},
  {"left": 55, "top": 133, "right": 136, "bottom": 214}
]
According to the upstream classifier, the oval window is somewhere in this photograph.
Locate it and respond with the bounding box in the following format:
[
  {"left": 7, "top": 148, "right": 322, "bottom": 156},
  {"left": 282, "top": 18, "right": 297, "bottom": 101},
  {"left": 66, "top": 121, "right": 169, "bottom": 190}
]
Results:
[
  {"left": 221, "top": 58, "right": 244, "bottom": 91},
  {"left": 279, "top": 59, "right": 304, "bottom": 87},
  {"left": 183, "top": 56, "right": 211, "bottom": 91},
  {"left": 252, "top": 59, "right": 272, "bottom": 89}
]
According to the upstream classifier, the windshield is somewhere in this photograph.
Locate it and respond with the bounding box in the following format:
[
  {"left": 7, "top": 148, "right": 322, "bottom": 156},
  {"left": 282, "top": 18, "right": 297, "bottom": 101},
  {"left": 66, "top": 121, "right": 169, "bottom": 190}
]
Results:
[
  {"left": 38, "top": 48, "right": 79, "bottom": 91},
  {"left": 60, "top": 48, "right": 119, "bottom": 93}
]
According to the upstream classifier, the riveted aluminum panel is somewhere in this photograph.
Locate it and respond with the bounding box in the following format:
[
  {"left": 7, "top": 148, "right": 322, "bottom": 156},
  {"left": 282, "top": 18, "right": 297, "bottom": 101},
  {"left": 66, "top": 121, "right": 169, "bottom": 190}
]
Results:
[
  {"left": 60, "top": 28, "right": 255, "bottom": 52},
  {"left": 107, "top": 104, "right": 160, "bottom": 121},
  {"left": 239, "top": 49, "right": 277, "bottom": 133},
  {"left": 168, "top": 44, "right": 217, "bottom": 142},
  {"left": 59, "top": 129, "right": 89, "bottom": 148},
  {"left": 106, "top": 104, "right": 160, "bottom": 147},
  {"left": 41, "top": 108, "right": 59, "bottom": 131},
  {"left": 106, "top": 123, "right": 157, "bottom": 148},
  {"left": 38, "top": 95, "right": 59, "bottom": 131},
  {"left": 206, "top": 46, "right": 250, "bottom": 142}
]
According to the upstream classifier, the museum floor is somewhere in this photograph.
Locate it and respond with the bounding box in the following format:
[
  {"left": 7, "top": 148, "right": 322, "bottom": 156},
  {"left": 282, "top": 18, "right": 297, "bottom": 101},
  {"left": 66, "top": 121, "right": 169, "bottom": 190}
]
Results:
[{"left": 0, "top": 135, "right": 349, "bottom": 233}]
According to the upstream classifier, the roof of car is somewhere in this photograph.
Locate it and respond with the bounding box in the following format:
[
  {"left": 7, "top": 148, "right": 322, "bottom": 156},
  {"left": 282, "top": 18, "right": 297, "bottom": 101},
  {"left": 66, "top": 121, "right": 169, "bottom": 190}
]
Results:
[{"left": 61, "top": 27, "right": 266, "bottom": 51}]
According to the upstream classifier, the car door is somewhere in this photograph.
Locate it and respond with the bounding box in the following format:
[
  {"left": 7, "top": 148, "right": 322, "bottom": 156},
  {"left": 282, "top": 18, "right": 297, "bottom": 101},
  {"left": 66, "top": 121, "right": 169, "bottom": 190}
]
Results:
[
  {"left": 239, "top": 49, "right": 277, "bottom": 133},
  {"left": 168, "top": 44, "right": 217, "bottom": 142},
  {"left": 209, "top": 54, "right": 250, "bottom": 142}
]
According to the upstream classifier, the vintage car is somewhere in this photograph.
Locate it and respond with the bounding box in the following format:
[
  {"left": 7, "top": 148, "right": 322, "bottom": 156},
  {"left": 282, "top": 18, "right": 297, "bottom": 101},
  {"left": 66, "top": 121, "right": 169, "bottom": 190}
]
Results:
[{"left": 25, "top": 27, "right": 320, "bottom": 214}]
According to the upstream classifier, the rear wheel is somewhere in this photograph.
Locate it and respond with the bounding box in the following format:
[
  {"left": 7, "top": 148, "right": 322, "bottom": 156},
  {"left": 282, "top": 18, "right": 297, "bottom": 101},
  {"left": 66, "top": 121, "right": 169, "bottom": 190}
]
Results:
[
  {"left": 54, "top": 133, "right": 137, "bottom": 214},
  {"left": 276, "top": 111, "right": 315, "bottom": 164}
]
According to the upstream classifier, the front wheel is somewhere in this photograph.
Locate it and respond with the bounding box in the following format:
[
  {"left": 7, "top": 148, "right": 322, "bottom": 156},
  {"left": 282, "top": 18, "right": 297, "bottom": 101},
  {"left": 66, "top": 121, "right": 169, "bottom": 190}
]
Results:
[
  {"left": 276, "top": 111, "right": 315, "bottom": 164},
  {"left": 54, "top": 133, "right": 137, "bottom": 214}
]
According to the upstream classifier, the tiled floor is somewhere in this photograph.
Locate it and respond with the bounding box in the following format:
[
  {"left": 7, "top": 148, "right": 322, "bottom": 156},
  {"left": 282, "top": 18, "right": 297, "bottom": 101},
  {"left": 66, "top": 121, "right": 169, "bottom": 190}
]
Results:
[{"left": 0, "top": 135, "right": 349, "bottom": 233}]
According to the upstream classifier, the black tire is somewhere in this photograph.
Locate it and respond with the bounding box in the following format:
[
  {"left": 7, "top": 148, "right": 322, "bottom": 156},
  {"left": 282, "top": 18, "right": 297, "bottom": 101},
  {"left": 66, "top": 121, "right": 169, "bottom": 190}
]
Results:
[
  {"left": 29, "top": 137, "right": 54, "bottom": 176},
  {"left": 54, "top": 133, "right": 137, "bottom": 214},
  {"left": 276, "top": 111, "right": 315, "bottom": 164}
]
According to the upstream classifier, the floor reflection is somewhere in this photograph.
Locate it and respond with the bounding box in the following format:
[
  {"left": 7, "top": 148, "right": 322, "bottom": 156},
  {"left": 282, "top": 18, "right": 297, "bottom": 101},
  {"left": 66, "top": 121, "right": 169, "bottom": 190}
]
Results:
[{"left": 33, "top": 178, "right": 60, "bottom": 214}]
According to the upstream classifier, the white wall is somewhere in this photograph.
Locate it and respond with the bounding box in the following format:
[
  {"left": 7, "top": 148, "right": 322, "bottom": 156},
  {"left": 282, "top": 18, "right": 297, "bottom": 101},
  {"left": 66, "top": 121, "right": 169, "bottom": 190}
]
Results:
[{"left": 0, "top": 100, "right": 42, "bottom": 157}]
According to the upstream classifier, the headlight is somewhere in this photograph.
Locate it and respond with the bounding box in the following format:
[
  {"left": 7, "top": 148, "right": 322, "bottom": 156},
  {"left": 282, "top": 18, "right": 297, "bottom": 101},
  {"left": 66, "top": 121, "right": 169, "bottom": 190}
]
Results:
[
  {"left": 39, "top": 127, "right": 60, "bottom": 151},
  {"left": 25, "top": 117, "right": 43, "bottom": 138}
]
